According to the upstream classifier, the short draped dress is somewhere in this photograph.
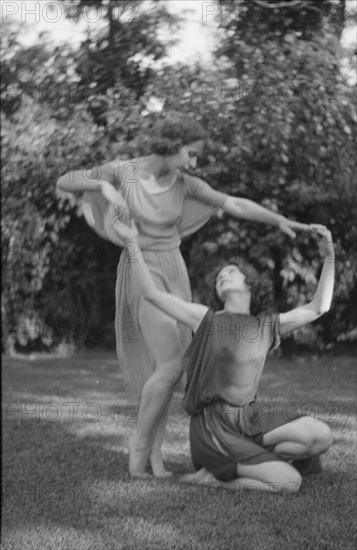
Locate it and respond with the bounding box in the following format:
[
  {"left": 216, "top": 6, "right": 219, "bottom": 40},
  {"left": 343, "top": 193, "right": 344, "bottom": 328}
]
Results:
[
  {"left": 181, "top": 309, "right": 304, "bottom": 481},
  {"left": 82, "top": 161, "right": 227, "bottom": 400}
]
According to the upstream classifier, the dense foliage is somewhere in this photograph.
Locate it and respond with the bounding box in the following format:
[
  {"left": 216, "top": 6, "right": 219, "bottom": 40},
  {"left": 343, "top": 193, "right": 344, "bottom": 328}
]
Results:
[{"left": 1, "top": 0, "right": 356, "bottom": 352}]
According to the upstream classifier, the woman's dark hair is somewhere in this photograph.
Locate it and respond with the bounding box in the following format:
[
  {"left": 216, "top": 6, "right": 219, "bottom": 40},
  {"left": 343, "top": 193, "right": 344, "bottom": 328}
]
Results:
[
  {"left": 211, "top": 257, "right": 274, "bottom": 316},
  {"left": 151, "top": 112, "right": 208, "bottom": 156}
]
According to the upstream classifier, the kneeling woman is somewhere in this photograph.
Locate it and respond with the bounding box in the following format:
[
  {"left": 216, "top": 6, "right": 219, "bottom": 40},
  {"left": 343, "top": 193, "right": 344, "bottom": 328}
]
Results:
[{"left": 114, "top": 218, "right": 334, "bottom": 493}]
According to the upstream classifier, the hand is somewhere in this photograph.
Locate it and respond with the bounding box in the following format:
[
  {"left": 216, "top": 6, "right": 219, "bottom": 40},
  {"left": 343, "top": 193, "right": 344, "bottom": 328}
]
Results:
[
  {"left": 309, "top": 224, "right": 334, "bottom": 258},
  {"left": 310, "top": 224, "right": 334, "bottom": 261},
  {"left": 100, "top": 180, "right": 128, "bottom": 209},
  {"left": 278, "top": 218, "right": 312, "bottom": 238},
  {"left": 309, "top": 223, "right": 332, "bottom": 240},
  {"left": 112, "top": 218, "right": 139, "bottom": 244}
]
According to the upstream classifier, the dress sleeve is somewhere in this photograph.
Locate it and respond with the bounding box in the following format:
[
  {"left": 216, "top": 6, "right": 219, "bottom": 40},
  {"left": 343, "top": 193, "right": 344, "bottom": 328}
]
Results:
[
  {"left": 81, "top": 162, "right": 129, "bottom": 247},
  {"left": 184, "top": 175, "right": 227, "bottom": 208},
  {"left": 178, "top": 175, "right": 228, "bottom": 238},
  {"left": 182, "top": 309, "right": 216, "bottom": 415}
]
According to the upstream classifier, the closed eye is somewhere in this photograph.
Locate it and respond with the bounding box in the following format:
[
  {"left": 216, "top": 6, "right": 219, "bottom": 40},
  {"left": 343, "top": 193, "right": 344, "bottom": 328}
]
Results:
[
  {"left": 216, "top": 267, "right": 242, "bottom": 286},
  {"left": 218, "top": 268, "right": 237, "bottom": 279}
]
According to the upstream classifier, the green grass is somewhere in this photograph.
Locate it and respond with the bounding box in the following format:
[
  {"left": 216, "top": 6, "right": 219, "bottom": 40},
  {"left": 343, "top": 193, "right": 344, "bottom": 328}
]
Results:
[{"left": 2, "top": 349, "right": 357, "bottom": 550}]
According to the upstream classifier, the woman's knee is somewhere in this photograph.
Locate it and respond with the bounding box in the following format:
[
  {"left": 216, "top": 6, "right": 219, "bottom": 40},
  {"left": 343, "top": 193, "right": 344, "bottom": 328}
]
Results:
[
  {"left": 313, "top": 421, "right": 332, "bottom": 454},
  {"left": 289, "top": 417, "right": 324, "bottom": 453},
  {"left": 301, "top": 417, "right": 332, "bottom": 454},
  {"left": 142, "top": 314, "right": 183, "bottom": 364}
]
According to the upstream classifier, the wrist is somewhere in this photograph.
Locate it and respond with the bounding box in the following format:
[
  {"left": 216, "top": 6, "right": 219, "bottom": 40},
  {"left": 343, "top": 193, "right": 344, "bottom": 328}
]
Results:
[
  {"left": 124, "top": 236, "right": 138, "bottom": 246},
  {"left": 323, "top": 242, "right": 335, "bottom": 260},
  {"left": 276, "top": 214, "right": 287, "bottom": 226}
]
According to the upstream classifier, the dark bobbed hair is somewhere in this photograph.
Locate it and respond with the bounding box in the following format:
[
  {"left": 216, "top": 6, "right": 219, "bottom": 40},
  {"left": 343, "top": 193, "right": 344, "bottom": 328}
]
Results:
[
  {"left": 150, "top": 112, "right": 208, "bottom": 156},
  {"left": 211, "top": 257, "right": 274, "bottom": 317}
]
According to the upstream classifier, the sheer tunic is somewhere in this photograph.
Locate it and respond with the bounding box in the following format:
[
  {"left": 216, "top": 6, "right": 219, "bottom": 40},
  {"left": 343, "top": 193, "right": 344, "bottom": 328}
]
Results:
[
  {"left": 82, "top": 161, "right": 228, "bottom": 400},
  {"left": 180, "top": 309, "right": 298, "bottom": 481},
  {"left": 182, "top": 309, "right": 281, "bottom": 415},
  {"left": 183, "top": 310, "right": 280, "bottom": 415}
]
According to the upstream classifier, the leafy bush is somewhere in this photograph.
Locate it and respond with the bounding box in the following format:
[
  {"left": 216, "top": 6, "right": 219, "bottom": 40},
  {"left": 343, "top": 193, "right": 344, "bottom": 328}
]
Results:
[{"left": 2, "top": 2, "right": 356, "bottom": 352}]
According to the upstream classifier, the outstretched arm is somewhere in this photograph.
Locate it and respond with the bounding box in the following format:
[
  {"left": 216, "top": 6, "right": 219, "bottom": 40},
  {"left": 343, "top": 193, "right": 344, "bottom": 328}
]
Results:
[
  {"left": 113, "top": 219, "right": 208, "bottom": 332},
  {"left": 222, "top": 196, "right": 310, "bottom": 238},
  {"left": 279, "top": 225, "right": 335, "bottom": 334}
]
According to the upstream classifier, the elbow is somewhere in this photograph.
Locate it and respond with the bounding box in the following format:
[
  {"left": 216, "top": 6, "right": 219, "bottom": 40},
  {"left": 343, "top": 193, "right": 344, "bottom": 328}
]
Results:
[
  {"left": 315, "top": 309, "right": 327, "bottom": 317},
  {"left": 225, "top": 197, "right": 244, "bottom": 217},
  {"left": 308, "top": 301, "right": 329, "bottom": 319}
]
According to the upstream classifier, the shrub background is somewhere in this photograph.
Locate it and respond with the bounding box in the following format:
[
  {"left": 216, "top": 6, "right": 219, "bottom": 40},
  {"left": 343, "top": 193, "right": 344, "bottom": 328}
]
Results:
[{"left": 1, "top": 0, "right": 356, "bottom": 352}]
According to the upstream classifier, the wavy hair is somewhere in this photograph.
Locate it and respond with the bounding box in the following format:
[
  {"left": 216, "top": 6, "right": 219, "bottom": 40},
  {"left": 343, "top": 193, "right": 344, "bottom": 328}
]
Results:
[
  {"left": 150, "top": 112, "right": 208, "bottom": 156},
  {"left": 210, "top": 257, "right": 274, "bottom": 316}
]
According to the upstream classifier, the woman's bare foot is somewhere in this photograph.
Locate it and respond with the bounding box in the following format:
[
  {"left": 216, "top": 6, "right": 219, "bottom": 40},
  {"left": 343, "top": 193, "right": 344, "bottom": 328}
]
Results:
[
  {"left": 149, "top": 451, "right": 173, "bottom": 478},
  {"left": 179, "top": 468, "right": 219, "bottom": 485},
  {"left": 128, "top": 435, "right": 151, "bottom": 478}
]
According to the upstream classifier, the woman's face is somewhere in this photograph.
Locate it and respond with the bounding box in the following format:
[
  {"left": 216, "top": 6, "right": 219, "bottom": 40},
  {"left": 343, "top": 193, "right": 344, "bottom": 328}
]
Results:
[
  {"left": 172, "top": 140, "right": 205, "bottom": 171},
  {"left": 215, "top": 265, "right": 249, "bottom": 301}
]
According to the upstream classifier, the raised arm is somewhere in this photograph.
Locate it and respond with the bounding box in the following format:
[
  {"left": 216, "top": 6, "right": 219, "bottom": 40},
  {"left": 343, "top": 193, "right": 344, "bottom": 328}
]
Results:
[
  {"left": 57, "top": 169, "right": 103, "bottom": 193},
  {"left": 113, "top": 219, "right": 208, "bottom": 332},
  {"left": 222, "top": 196, "right": 310, "bottom": 238},
  {"left": 56, "top": 166, "right": 126, "bottom": 207},
  {"left": 279, "top": 225, "right": 335, "bottom": 334}
]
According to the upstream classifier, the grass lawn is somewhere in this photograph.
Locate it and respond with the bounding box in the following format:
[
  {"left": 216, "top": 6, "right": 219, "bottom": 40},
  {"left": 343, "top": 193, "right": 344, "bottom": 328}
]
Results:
[{"left": 2, "top": 349, "right": 357, "bottom": 550}]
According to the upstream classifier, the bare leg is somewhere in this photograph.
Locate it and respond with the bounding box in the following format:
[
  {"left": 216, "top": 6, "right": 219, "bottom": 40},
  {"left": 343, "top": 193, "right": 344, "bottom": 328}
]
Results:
[
  {"left": 129, "top": 362, "right": 182, "bottom": 476},
  {"left": 135, "top": 365, "right": 180, "bottom": 444},
  {"left": 180, "top": 461, "right": 302, "bottom": 494},
  {"left": 262, "top": 417, "right": 332, "bottom": 460},
  {"left": 128, "top": 434, "right": 151, "bottom": 478},
  {"left": 128, "top": 298, "right": 186, "bottom": 477},
  {"left": 129, "top": 390, "right": 175, "bottom": 478},
  {"left": 149, "top": 400, "right": 173, "bottom": 478}
]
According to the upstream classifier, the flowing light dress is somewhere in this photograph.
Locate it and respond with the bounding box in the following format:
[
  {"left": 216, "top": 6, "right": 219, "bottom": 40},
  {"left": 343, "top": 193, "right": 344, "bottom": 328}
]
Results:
[{"left": 82, "top": 161, "right": 228, "bottom": 400}]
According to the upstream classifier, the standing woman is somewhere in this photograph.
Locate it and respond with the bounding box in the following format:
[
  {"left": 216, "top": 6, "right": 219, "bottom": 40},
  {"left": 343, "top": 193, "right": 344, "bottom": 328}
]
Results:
[{"left": 57, "top": 113, "right": 309, "bottom": 477}]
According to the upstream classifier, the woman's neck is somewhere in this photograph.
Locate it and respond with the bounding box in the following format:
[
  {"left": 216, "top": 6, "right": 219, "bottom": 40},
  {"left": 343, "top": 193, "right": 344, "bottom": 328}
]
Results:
[
  {"left": 142, "top": 155, "right": 177, "bottom": 186},
  {"left": 223, "top": 293, "right": 251, "bottom": 315}
]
